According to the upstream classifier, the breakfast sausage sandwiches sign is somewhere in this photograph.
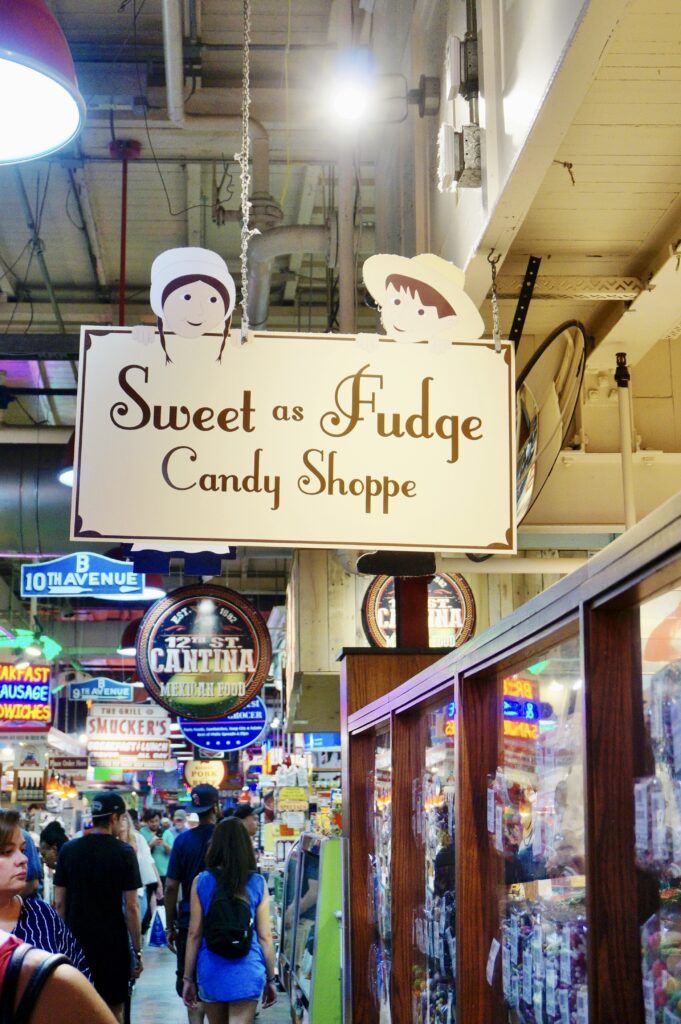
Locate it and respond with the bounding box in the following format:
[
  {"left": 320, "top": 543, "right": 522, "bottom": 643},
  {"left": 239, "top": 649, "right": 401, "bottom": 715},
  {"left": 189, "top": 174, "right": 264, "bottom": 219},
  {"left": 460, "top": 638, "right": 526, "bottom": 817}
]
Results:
[
  {"left": 136, "top": 585, "right": 272, "bottom": 719},
  {"left": 71, "top": 247, "right": 516, "bottom": 554}
]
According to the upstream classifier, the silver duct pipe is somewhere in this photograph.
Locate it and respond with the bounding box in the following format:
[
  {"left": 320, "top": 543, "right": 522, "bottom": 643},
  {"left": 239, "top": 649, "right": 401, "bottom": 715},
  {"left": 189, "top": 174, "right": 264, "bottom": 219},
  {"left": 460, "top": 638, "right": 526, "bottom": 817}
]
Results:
[
  {"left": 161, "top": 0, "right": 271, "bottom": 199},
  {"left": 0, "top": 445, "right": 87, "bottom": 556},
  {"left": 247, "top": 224, "right": 332, "bottom": 329}
]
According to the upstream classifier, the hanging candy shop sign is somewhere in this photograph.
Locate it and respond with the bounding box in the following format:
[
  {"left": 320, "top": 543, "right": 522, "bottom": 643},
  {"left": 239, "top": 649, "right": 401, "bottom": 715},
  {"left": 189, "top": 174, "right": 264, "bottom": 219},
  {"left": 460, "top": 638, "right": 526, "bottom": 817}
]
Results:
[
  {"left": 70, "top": 248, "right": 515, "bottom": 555},
  {"left": 0, "top": 664, "right": 52, "bottom": 733},
  {"left": 362, "top": 572, "right": 476, "bottom": 649},
  {"left": 136, "top": 585, "right": 272, "bottom": 720},
  {"left": 179, "top": 696, "right": 268, "bottom": 751}
]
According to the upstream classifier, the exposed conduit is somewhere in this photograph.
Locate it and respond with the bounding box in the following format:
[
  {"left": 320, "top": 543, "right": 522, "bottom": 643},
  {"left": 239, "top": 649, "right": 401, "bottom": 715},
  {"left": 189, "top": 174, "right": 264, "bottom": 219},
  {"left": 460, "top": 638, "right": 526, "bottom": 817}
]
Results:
[
  {"left": 247, "top": 225, "right": 332, "bottom": 329},
  {"left": 161, "top": 0, "right": 271, "bottom": 202}
]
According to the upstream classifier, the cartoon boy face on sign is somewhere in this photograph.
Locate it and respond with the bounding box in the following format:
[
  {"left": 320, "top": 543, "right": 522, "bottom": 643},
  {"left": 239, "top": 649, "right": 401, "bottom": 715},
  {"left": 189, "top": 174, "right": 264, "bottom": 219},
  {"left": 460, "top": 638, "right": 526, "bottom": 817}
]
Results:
[
  {"left": 149, "top": 247, "right": 237, "bottom": 363},
  {"left": 363, "top": 253, "right": 484, "bottom": 345}
]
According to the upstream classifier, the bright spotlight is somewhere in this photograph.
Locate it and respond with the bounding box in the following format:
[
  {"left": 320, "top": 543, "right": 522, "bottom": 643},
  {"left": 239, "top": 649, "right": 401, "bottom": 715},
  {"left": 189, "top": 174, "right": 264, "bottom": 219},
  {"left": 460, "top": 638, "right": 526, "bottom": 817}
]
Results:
[{"left": 326, "top": 48, "right": 375, "bottom": 125}]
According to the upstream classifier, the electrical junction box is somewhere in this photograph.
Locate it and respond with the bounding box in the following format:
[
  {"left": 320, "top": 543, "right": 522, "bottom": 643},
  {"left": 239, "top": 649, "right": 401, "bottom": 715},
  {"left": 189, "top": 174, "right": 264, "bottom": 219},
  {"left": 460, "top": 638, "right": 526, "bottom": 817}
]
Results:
[
  {"left": 444, "top": 35, "right": 461, "bottom": 101},
  {"left": 437, "top": 123, "right": 459, "bottom": 193},
  {"left": 75, "top": 62, "right": 147, "bottom": 114}
]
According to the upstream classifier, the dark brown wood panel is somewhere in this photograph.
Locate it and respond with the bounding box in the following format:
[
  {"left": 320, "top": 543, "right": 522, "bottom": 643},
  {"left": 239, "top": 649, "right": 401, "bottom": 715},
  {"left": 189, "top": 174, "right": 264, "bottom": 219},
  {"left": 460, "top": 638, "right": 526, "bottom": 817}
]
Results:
[
  {"left": 340, "top": 651, "right": 442, "bottom": 719},
  {"left": 345, "top": 727, "right": 380, "bottom": 1024},
  {"left": 391, "top": 709, "right": 428, "bottom": 1022},
  {"left": 582, "top": 605, "right": 651, "bottom": 1024},
  {"left": 457, "top": 669, "right": 504, "bottom": 1024}
]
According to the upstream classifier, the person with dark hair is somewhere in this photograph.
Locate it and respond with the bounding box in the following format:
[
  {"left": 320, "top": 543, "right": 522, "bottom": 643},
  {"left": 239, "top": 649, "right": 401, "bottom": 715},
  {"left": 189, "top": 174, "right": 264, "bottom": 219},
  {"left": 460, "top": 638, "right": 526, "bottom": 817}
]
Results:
[
  {"left": 182, "top": 817, "right": 277, "bottom": 1024},
  {"left": 0, "top": 928, "right": 117, "bottom": 1024},
  {"left": 0, "top": 811, "right": 90, "bottom": 978},
  {"left": 54, "top": 792, "right": 142, "bottom": 1023},
  {"left": 39, "top": 821, "right": 68, "bottom": 870},
  {"left": 166, "top": 785, "right": 220, "bottom": 1024},
  {"left": 231, "top": 804, "right": 262, "bottom": 843}
]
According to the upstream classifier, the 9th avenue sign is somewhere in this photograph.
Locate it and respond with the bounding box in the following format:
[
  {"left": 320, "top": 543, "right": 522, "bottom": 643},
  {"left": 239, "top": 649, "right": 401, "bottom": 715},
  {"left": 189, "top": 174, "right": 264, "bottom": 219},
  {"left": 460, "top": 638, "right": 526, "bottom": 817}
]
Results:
[{"left": 71, "top": 330, "right": 516, "bottom": 554}]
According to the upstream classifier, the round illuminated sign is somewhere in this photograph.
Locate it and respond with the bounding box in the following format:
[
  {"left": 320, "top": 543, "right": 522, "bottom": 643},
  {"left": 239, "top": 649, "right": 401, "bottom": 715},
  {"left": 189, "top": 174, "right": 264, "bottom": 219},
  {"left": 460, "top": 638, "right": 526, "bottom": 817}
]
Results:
[
  {"left": 362, "top": 572, "right": 475, "bottom": 649},
  {"left": 183, "top": 759, "right": 226, "bottom": 789},
  {"left": 136, "top": 584, "right": 272, "bottom": 720}
]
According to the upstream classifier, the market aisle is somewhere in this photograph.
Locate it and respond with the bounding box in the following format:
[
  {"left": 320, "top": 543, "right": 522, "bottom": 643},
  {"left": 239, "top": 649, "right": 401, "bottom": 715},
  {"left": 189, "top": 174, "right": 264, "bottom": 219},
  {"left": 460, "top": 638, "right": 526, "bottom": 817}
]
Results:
[{"left": 131, "top": 946, "right": 291, "bottom": 1023}]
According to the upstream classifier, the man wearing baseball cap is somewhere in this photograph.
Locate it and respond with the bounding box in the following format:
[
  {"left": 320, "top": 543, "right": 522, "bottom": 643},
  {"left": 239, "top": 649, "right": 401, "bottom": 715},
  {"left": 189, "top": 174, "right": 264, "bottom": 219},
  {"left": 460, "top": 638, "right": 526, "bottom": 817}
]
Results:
[
  {"left": 54, "top": 791, "right": 142, "bottom": 1023},
  {"left": 165, "top": 784, "right": 219, "bottom": 1024}
]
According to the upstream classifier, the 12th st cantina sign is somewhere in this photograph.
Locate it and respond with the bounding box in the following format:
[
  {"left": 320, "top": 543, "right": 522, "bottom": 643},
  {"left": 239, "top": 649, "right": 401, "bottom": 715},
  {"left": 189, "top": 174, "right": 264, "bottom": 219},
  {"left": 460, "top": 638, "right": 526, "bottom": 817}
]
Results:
[
  {"left": 136, "top": 585, "right": 272, "bottom": 719},
  {"left": 71, "top": 248, "right": 516, "bottom": 553}
]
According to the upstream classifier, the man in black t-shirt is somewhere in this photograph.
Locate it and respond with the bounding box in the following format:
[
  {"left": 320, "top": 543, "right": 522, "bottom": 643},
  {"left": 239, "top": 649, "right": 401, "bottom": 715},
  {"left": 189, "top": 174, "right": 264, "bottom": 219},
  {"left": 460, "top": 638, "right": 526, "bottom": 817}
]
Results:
[{"left": 55, "top": 791, "right": 142, "bottom": 1023}]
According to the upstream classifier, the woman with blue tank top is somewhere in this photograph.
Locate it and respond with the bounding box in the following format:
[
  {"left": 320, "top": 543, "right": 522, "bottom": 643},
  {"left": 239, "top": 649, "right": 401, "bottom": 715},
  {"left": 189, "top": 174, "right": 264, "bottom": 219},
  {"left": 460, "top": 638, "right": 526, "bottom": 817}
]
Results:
[{"left": 182, "top": 817, "right": 277, "bottom": 1023}]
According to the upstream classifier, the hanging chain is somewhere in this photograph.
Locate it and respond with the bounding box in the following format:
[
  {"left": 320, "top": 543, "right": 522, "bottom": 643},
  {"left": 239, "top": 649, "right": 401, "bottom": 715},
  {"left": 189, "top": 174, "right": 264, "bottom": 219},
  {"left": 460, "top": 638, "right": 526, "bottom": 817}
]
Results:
[
  {"left": 236, "top": 0, "right": 257, "bottom": 343},
  {"left": 488, "top": 250, "right": 502, "bottom": 353}
]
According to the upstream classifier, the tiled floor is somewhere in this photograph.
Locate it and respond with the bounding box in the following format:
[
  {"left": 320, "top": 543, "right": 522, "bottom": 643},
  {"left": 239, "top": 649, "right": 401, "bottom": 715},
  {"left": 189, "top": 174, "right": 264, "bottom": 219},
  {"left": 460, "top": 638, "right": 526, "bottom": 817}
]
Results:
[{"left": 131, "top": 946, "right": 291, "bottom": 1023}]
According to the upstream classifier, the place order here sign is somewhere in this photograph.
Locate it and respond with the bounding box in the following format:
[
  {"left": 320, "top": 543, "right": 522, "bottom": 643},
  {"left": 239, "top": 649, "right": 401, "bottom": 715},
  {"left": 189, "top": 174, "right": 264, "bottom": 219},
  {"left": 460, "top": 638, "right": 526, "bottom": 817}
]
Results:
[
  {"left": 71, "top": 330, "right": 516, "bottom": 554},
  {"left": 86, "top": 703, "right": 171, "bottom": 770}
]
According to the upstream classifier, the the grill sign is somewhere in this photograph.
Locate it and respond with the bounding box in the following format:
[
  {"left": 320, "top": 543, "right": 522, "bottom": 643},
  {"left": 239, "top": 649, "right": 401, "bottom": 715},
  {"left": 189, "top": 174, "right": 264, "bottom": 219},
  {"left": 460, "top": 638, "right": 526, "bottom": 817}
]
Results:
[{"left": 136, "top": 585, "right": 272, "bottom": 720}]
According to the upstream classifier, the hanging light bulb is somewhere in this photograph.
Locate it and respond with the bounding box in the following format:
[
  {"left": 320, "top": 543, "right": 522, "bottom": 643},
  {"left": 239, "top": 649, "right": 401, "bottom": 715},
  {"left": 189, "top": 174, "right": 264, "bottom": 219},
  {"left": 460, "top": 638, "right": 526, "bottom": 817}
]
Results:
[{"left": 0, "top": 0, "right": 85, "bottom": 164}]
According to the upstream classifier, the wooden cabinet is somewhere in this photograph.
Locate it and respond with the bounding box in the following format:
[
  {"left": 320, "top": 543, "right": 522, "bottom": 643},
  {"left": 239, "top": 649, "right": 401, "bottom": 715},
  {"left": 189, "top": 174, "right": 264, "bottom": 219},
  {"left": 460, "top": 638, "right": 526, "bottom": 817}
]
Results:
[{"left": 341, "top": 493, "right": 681, "bottom": 1024}]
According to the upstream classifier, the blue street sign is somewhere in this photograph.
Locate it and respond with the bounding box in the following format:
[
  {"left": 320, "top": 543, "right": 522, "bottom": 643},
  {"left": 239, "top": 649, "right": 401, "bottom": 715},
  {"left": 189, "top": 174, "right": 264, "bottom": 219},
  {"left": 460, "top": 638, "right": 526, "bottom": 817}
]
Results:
[
  {"left": 70, "top": 677, "right": 134, "bottom": 701},
  {"left": 21, "top": 553, "right": 144, "bottom": 598},
  {"left": 179, "top": 697, "right": 268, "bottom": 752}
]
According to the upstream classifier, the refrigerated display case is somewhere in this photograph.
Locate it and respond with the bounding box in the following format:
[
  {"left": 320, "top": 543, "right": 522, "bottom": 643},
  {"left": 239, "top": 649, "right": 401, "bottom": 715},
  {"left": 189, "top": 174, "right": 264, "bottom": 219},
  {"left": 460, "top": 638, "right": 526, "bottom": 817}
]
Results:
[
  {"left": 282, "top": 832, "right": 345, "bottom": 1024},
  {"left": 342, "top": 493, "right": 681, "bottom": 1024}
]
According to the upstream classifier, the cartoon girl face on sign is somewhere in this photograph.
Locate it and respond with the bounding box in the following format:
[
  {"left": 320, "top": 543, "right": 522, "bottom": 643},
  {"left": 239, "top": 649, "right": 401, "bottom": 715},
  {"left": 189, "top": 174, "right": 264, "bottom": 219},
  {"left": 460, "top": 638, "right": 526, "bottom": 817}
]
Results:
[
  {"left": 149, "top": 247, "right": 237, "bottom": 363},
  {"left": 362, "top": 253, "right": 484, "bottom": 345}
]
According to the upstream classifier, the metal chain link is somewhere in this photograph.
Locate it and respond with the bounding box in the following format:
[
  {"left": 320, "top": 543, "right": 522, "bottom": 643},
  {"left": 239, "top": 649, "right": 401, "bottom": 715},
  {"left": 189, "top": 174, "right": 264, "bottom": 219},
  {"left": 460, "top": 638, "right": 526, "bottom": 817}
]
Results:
[
  {"left": 236, "top": 0, "right": 257, "bottom": 343},
  {"left": 488, "top": 251, "right": 501, "bottom": 353}
]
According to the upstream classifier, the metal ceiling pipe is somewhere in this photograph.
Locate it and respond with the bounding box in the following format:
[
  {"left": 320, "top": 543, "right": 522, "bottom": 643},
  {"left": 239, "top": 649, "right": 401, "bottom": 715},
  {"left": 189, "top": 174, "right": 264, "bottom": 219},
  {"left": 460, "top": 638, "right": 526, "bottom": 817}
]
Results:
[
  {"left": 247, "top": 224, "right": 331, "bottom": 329},
  {"left": 0, "top": 445, "right": 86, "bottom": 555},
  {"left": 161, "top": 0, "right": 271, "bottom": 198}
]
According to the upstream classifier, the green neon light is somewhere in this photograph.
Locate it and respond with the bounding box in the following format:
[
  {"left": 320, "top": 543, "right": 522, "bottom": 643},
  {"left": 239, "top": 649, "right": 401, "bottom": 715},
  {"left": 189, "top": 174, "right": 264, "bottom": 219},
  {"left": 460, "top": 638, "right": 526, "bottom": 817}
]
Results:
[
  {"left": 0, "top": 628, "right": 62, "bottom": 661},
  {"left": 528, "top": 659, "right": 550, "bottom": 675}
]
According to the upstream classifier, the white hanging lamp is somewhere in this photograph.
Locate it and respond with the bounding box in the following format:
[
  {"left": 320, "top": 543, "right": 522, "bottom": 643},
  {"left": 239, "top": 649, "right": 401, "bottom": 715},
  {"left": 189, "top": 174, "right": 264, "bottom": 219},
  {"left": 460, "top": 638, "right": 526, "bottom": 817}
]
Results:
[{"left": 0, "top": 0, "right": 85, "bottom": 164}]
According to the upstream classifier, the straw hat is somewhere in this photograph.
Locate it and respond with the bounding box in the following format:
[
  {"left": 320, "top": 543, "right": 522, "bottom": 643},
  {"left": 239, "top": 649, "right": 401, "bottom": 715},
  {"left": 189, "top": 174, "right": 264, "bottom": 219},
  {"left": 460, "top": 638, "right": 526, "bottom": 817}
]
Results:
[
  {"left": 150, "top": 247, "right": 236, "bottom": 320},
  {"left": 363, "top": 253, "right": 484, "bottom": 339}
]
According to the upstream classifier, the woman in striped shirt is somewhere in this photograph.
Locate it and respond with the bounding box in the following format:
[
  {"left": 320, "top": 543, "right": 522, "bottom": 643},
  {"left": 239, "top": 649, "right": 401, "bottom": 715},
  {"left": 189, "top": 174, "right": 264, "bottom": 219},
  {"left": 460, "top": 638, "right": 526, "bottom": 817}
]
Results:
[{"left": 0, "top": 810, "right": 90, "bottom": 977}]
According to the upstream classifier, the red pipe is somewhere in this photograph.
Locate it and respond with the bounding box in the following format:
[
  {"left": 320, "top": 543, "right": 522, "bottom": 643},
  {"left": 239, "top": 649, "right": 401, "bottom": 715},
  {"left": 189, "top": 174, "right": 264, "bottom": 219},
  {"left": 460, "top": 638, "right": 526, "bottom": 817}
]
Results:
[{"left": 119, "top": 156, "right": 128, "bottom": 327}]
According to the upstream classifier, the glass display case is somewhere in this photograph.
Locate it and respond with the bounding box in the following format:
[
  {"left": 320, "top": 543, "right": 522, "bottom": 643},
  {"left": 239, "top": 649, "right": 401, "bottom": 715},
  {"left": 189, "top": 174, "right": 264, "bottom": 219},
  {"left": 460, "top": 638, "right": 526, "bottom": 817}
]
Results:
[
  {"left": 413, "top": 698, "right": 457, "bottom": 1024},
  {"left": 279, "top": 837, "right": 302, "bottom": 991},
  {"left": 492, "top": 637, "right": 588, "bottom": 1024},
  {"left": 342, "top": 492, "right": 681, "bottom": 1024},
  {"left": 635, "top": 586, "right": 681, "bottom": 1023},
  {"left": 370, "top": 728, "right": 393, "bottom": 1023}
]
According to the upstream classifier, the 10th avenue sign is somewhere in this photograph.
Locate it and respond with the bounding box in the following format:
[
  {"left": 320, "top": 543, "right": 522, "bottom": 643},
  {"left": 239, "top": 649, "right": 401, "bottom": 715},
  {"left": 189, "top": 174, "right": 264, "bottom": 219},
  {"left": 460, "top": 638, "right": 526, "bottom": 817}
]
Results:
[{"left": 71, "top": 330, "right": 516, "bottom": 554}]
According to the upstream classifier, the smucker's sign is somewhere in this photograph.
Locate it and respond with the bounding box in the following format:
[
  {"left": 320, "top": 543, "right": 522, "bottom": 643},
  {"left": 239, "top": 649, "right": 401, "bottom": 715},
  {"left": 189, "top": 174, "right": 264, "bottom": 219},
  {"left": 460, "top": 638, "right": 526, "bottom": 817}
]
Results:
[
  {"left": 135, "top": 585, "right": 272, "bottom": 719},
  {"left": 70, "top": 248, "right": 516, "bottom": 554}
]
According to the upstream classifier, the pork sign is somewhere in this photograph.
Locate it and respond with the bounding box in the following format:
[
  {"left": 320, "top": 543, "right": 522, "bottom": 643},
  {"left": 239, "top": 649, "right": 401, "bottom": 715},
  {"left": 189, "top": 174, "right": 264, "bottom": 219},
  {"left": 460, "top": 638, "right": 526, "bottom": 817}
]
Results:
[{"left": 71, "top": 248, "right": 515, "bottom": 554}]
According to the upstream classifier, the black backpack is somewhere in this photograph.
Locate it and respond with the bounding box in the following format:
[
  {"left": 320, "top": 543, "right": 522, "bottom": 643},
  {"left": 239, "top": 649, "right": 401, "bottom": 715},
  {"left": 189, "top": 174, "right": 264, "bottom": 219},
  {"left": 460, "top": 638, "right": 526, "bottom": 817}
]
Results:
[{"left": 204, "top": 874, "right": 254, "bottom": 959}]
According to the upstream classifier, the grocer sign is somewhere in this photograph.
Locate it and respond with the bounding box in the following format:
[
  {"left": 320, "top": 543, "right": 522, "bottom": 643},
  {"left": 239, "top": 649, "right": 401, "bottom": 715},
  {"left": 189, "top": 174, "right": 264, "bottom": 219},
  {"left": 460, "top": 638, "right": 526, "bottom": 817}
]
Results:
[
  {"left": 21, "top": 552, "right": 144, "bottom": 598},
  {"left": 71, "top": 328, "right": 515, "bottom": 553},
  {"left": 362, "top": 572, "right": 476, "bottom": 649},
  {"left": 136, "top": 585, "right": 271, "bottom": 720},
  {"left": 179, "top": 697, "right": 268, "bottom": 751},
  {"left": 0, "top": 664, "right": 52, "bottom": 733},
  {"left": 70, "top": 677, "right": 134, "bottom": 701},
  {"left": 86, "top": 703, "right": 171, "bottom": 769}
]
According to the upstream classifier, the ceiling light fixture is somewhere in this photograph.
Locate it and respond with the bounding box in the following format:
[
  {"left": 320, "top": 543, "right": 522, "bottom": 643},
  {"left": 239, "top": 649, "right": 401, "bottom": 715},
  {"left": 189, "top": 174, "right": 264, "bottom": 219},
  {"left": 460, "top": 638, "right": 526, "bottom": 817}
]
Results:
[
  {"left": 0, "top": 0, "right": 85, "bottom": 165},
  {"left": 326, "top": 48, "right": 376, "bottom": 125}
]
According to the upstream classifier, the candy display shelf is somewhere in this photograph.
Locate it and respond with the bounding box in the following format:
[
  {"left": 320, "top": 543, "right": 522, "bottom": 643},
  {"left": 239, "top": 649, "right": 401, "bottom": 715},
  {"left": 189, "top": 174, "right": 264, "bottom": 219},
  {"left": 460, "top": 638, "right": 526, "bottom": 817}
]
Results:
[{"left": 341, "top": 492, "right": 681, "bottom": 1024}]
